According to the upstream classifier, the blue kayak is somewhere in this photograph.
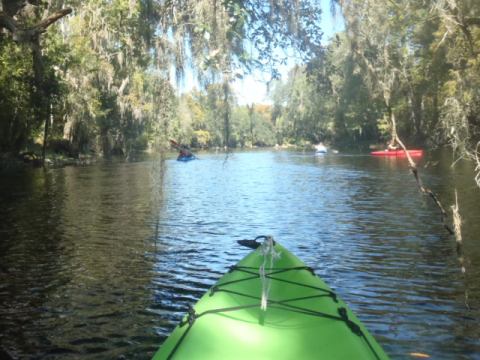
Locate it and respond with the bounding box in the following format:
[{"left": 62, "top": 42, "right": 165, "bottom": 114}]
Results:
[{"left": 177, "top": 154, "right": 196, "bottom": 162}]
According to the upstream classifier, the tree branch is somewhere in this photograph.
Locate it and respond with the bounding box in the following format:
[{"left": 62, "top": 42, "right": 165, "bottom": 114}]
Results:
[
  {"left": 391, "top": 119, "right": 454, "bottom": 235},
  {"left": 0, "top": 8, "right": 71, "bottom": 42},
  {"left": 35, "top": 8, "right": 72, "bottom": 32}
]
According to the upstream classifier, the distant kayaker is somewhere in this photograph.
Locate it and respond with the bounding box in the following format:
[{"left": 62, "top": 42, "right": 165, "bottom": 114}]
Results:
[
  {"left": 178, "top": 146, "right": 192, "bottom": 158},
  {"left": 170, "top": 139, "right": 193, "bottom": 159},
  {"left": 315, "top": 142, "right": 327, "bottom": 153}
]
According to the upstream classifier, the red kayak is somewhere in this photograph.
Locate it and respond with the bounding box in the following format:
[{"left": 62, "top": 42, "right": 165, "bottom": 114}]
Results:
[{"left": 371, "top": 149, "right": 424, "bottom": 157}]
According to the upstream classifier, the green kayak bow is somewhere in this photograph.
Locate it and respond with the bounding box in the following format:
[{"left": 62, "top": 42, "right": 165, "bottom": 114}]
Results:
[{"left": 153, "top": 237, "right": 389, "bottom": 360}]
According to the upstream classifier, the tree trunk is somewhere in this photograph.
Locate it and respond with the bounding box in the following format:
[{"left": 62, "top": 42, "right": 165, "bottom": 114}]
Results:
[
  {"left": 248, "top": 104, "right": 254, "bottom": 147},
  {"left": 388, "top": 106, "right": 397, "bottom": 148},
  {"left": 41, "top": 102, "right": 51, "bottom": 163},
  {"left": 1, "top": 5, "right": 71, "bottom": 163},
  {"left": 31, "top": 35, "right": 49, "bottom": 165},
  {"left": 223, "top": 79, "right": 230, "bottom": 149}
]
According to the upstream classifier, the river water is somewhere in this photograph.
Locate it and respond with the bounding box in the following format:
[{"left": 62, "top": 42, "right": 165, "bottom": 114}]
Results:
[{"left": 0, "top": 150, "right": 479, "bottom": 359}]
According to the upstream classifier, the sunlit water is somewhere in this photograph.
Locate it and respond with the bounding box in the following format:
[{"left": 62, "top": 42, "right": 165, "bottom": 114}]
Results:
[{"left": 0, "top": 150, "right": 479, "bottom": 359}]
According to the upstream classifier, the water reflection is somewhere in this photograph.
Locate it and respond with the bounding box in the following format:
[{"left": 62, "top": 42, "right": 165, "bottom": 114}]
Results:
[
  {"left": 0, "top": 151, "right": 479, "bottom": 359},
  {"left": 1, "top": 160, "right": 166, "bottom": 358}
]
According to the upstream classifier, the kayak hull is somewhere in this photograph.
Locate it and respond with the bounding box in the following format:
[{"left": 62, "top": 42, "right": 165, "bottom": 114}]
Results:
[
  {"left": 371, "top": 149, "right": 423, "bottom": 157},
  {"left": 177, "top": 155, "right": 196, "bottom": 162},
  {"left": 152, "top": 242, "right": 389, "bottom": 360}
]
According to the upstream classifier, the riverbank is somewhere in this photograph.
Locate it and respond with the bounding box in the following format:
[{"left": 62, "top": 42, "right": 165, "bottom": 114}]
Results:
[
  {"left": 0, "top": 151, "right": 97, "bottom": 172},
  {"left": 0, "top": 139, "right": 432, "bottom": 173}
]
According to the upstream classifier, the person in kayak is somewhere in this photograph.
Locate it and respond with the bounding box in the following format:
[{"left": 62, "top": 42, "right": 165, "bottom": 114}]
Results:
[
  {"left": 315, "top": 142, "right": 327, "bottom": 153},
  {"left": 387, "top": 141, "right": 399, "bottom": 151},
  {"left": 178, "top": 145, "right": 193, "bottom": 159},
  {"left": 170, "top": 139, "right": 196, "bottom": 160}
]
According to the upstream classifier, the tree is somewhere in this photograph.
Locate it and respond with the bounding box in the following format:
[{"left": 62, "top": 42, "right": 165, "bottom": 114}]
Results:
[
  {"left": 1, "top": 0, "right": 326, "bottom": 158},
  {"left": 0, "top": 0, "right": 71, "bottom": 160}
]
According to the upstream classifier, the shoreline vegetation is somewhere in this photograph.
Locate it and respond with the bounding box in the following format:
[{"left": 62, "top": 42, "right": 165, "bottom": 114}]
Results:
[
  {"left": 0, "top": 140, "right": 435, "bottom": 173},
  {"left": 1, "top": 1, "right": 479, "bottom": 178},
  {"left": 0, "top": 141, "right": 327, "bottom": 171}
]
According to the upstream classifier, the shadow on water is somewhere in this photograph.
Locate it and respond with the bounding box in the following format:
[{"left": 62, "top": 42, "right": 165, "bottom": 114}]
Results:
[{"left": 0, "top": 150, "right": 479, "bottom": 359}]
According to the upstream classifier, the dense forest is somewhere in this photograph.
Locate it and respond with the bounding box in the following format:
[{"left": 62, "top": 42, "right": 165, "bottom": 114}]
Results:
[
  {"left": 0, "top": 0, "right": 322, "bottom": 161},
  {"left": 273, "top": 0, "right": 480, "bottom": 156},
  {"left": 0, "top": 0, "right": 479, "bottom": 167}
]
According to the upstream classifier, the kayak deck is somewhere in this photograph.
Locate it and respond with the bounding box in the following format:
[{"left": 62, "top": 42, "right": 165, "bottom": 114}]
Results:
[{"left": 153, "top": 242, "right": 388, "bottom": 359}]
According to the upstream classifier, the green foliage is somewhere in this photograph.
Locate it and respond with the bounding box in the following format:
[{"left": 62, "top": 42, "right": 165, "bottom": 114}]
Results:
[
  {"left": 2, "top": 0, "right": 479, "bottom": 161},
  {"left": 271, "top": 65, "right": 338, "bottom": 145},
  {"left": 157, "top": 0, "right": 323, "bottom": 83},
  {"left": 192, "top": 130, "right": 211, "bottom": 148},
  {"left": 0, "top": 39, "right": 36, "bottom": 152},
  {"left": 230, "top": 105, "right": 275, "bottom": 147},
  {"left": 274, "top": 0, "right": 480, "bottom": 154},
  {"left": 0, "top": 0, "right": 324, "bottom": 157}
]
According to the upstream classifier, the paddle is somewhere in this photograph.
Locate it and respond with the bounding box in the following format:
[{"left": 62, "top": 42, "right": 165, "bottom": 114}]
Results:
[
  {"left": 169, "top": 139, "right": 196, "bottom": 159},
  {"left": 169, "top": 139, "right": 182, "bottom": 150}
]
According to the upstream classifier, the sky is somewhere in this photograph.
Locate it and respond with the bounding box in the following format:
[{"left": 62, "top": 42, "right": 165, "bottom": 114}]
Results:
[
  {"left": 233, "top": 1, "right": 344, "bottom": 105},
  {"left": 171, "top": 0, "right": 344, "bottom": 105}
]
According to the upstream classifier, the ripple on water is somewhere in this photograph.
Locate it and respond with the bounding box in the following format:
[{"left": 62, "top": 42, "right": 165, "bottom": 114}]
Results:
[{"left": 0, "top": 152, "right": 479, "bottom": 359}]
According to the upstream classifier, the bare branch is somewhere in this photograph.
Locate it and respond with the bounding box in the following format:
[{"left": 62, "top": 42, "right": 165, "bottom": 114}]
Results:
[
  {"left": 391, "top": 116, "right": 454, "bottom": 235},
  {"left": 475, "top": 142, "right": 480, "bottom": 188},
  {"left": 451, "top": 190, "right": 463, "bottom": 250}
]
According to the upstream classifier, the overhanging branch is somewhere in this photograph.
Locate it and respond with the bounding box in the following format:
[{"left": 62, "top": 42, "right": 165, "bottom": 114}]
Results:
[
  {"left": 35, "top": 8, "right": 72, "bottom": 32},
  {"left": 0, "top": 8, "right": 71, "bottom": 42},
  {"left": 391, "top": 119, "right": 454, "bottom": 235}
]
